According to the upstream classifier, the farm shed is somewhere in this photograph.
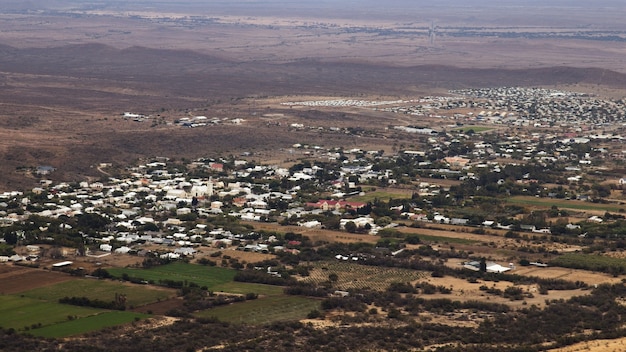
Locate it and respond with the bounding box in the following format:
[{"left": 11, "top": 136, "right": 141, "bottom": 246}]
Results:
[{"left": 52, "top": 261, "right": 73, "bottom": 267}]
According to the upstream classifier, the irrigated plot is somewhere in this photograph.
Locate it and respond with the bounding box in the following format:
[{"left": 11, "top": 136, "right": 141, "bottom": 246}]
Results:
[
  {"left": 107, "top": 262, "right": 237, "bottom": 289},
  {"left": 195, "top": 295, "right": 320, "bottom": 325},
  {"left": 29, "top": 311, "right": 149, "bottom": 338},
  {"left": 21, "top": 279, "right": 175, "bottom": 308},
  {"left": 0, "top": 295, "right": 104, "bottom": 331}
]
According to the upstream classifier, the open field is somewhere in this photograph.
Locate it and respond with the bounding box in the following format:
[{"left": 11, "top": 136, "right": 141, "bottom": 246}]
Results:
[
  {"left": 248, "top": 222, "right": 381, "bottom": 244},
  {"left": 0, "top": 295, "right": 104, "bottom": 331},
  {"left": 29, "top": 311, "right": 149, "bottom": 338},
  {"left": 106, "top": 262, "right": 237, "bottom": 289},
  {"left": 453, "top": 126, "right": 494, "bottom": 133},
  {"left": 445, "top": 258, "right": 623, "bottom": 287},
  {"left": 21, "top": 279, "right": 175, "bottom": 308},
  {"left": 349, "top": 189, "right": 415, "bottom": 203},
  {"left": 506, "top": 196, "right": 626, "bottom": 213},
  {"left": 195, "top": 295, "right": 320, "bottom": 325},
  {"left": 419, "top": 274, "right": 590, "bottom": 309},
  {"left": 0, "top": 265, "right": 75, "bottom": 294}
]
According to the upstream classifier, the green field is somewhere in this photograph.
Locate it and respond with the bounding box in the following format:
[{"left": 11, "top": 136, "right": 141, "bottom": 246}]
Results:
[
  {"left": 107, "top": 262, "right": 237, "bottom": 289},
  {"left": 506, "top": 196, "right": 624, "bottom": 212},
  {"left": 30, "top": 311, "right": 148, "bottom": 338},
  {"left": 350, "top": 190, "right": 413, "bottom": 203},
  {"left": 195, "top": 295, "right": 320, "bottom": 325},
  {"left": 454, "top": 126, "right": 493, "bottom": 133},
  {"left": 550, "top": 253, "right": 626, "bottom": 273},
  {"left": 0, "top": 295, "right": 104, "bottom": 331},
  {"left": 22, "top": 279, "right": 174, "bottom": 308}
]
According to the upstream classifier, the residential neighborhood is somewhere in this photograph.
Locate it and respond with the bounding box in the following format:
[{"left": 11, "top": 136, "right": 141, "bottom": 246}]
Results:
[{"left": 4, "top": 85, "right": 626, "bottom": 264}]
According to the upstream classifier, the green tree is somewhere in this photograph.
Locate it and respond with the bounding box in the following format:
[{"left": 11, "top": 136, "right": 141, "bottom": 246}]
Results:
[{"left": 344, "top": 221, "right": 357, "bottom": 233}]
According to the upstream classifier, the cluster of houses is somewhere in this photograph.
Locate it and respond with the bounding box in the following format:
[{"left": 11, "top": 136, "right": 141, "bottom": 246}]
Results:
[
  {"left": 382, "top": 87, "right": 626, "bottom": 129},
  {"left": 175, "top": 116, "right": 245, "bottom": 128},
  {"left": 2, "top": 87, "right": 626, "bottom": 263}
]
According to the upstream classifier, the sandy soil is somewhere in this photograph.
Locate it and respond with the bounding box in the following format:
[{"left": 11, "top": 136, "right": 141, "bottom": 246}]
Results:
[{"left": 549, "top": 338, "right": 626, "bottom": 352}]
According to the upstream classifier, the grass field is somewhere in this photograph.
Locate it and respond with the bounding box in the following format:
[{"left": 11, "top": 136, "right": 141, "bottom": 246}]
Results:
[
  {"left": 302, "top": 261, "right": 426, "bottom": 291},
  {"left": 195, "top": 295, "right": 320, "bottom": 325},
  {"left": 349, "top": 190, "right": 413, "bottom": 203},
  {"left": 22, "top": 279, "right": 174, "bottom": 308},
  {"left": 455, "top": 126, "right": 494, "bottom": 133},
  {"left": 0, "top": 295, "right": 104, "bottom": 331},
  {"left": 106, "top": 262, "right": 284, "bottom": 296},
  {"left": 107, "top": 262, "right": 237, "bottom": 289},
  {"left": 29, "top": 311, "right": 148, "bottom": 338},
  {"left": 506, "top": 196, "right": 625, "bottom": 212}
]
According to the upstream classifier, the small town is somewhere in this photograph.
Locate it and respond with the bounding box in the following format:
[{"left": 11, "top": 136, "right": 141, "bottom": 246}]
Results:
[{"left": 5, "top": 87, "right": 626, "bottom": 351}]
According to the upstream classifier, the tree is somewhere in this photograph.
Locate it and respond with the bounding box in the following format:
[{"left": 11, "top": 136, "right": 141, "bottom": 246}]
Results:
[
  {"left": 344, "top": 221, "right": 357, "bottom": 233},
  {"left": 329, "top": 273, "right": 338, "bottom": 283},
  {"left": 375, "top": 216, "right": 392, "bottom": 227},
  {"left": 479, "top": 257, "right": 487, "bottom": 273},
  {"left": 3, "top": 232, "right": 17, "bottom": 245},
  {"left": 76, "top": 213, "right": 110, "bottom": 231}
]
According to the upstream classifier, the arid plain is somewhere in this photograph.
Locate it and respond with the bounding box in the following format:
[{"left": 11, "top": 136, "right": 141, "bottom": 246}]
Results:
[{"left": 1, "top": 1, "right": 626, "bottom": 189}]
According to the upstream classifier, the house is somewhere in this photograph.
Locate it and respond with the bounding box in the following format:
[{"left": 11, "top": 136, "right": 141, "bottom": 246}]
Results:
[
  {"left": 450, "top": 218, "right": 469, "bottom": 225},
  {"left": 305, "top": 200, "right": 366, "bottom": 211},
  {"left": 36, "top": 166, "right": 56, "bottom": 175},
  {"left": 588, "top": 215, "right": 603, "bottom": 223},
  {"left": 463, "top": 261, "right": 511, "bottom": 273},
  {"left": 52, "top": 261, "right": 73, "bottom": 267}
]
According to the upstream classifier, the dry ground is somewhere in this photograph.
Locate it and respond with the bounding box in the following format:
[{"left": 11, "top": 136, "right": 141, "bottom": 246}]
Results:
[
  {"left": 0, "top": 5, "right": 624, "bottom": 191},
  {"left": 549, "top": 338, "right": 626, "bottom": 352},
  {"left": 0, "top": 264, "right": 75, "bottom": 294}
]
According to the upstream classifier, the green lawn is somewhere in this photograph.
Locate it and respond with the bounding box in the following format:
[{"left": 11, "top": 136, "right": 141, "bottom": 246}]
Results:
[
  {"left": 30, "top": 311, "right": 149, "bottom": 338},
  {"left": 195, "top": 295, "right": 320, "bottom": 325},
  {"left": 107, "top": 262, "right": 237, "bottom": 289},
  {"left": 350, "top": 190, "right": 413, "bottom": 203},
  {"left": 506, "top": 196, "right": 625, "bottom": 212},
  {"left": 454, "top": 126, "right": 494, "bottom": 133},
  {"left": 0, "top": 295, "right": 104, "bottom": 331},
  {"left": 22, "top": 279, "right": 173, "bottom": 308}
]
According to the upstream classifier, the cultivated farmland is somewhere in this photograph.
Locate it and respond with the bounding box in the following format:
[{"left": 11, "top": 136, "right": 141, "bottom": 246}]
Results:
[
  {"left": 195, "top": 295, "right": 320, "bottom": 325},
  {"left": 302, "top": 261, "right": 426, "bottom": 291},
  {"left": 21, "top": 279, "right": 174, "bottom": 308},
  {"left": 0, "top": 295, "right": 104, "bottom": 331},
  {"left": 107, "top": 262, "right": 236, "bottom": 289},
  {"left": 29, "top": 311, "right": 149, "bottom": 338}
]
